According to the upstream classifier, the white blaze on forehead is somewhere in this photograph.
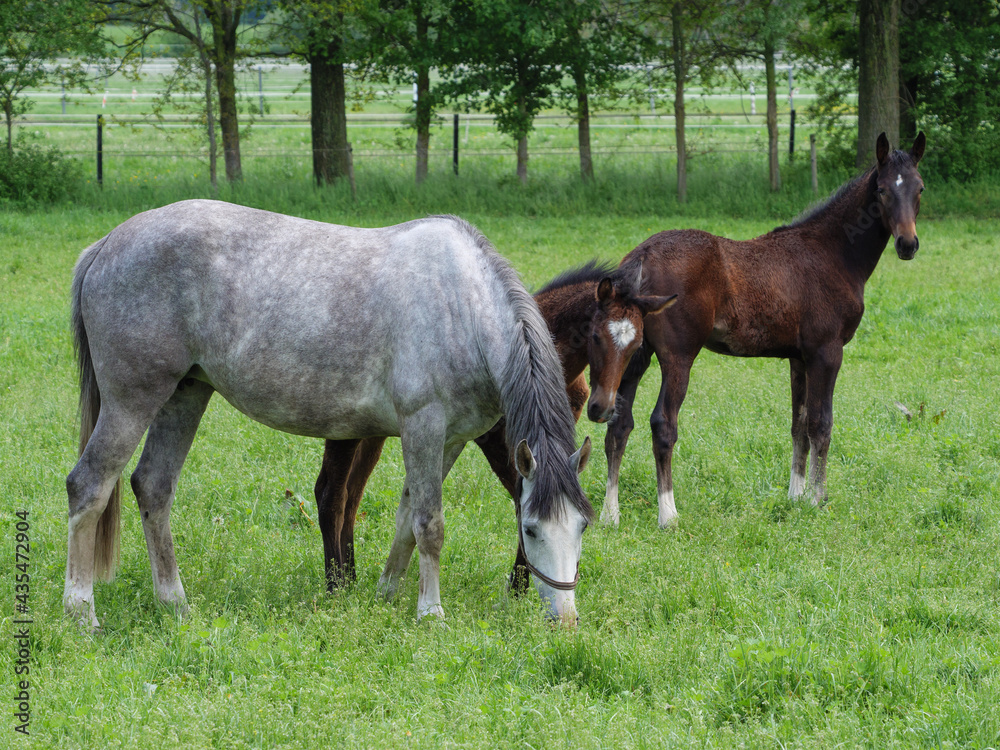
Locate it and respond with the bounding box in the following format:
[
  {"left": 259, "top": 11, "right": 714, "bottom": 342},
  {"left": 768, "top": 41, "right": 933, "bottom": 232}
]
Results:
[
  {"left": 895, "top": 174, "right": 904, "bottom": 187},
  {"left": 607, "top": 319, "right": 636, "bottom": 350}
]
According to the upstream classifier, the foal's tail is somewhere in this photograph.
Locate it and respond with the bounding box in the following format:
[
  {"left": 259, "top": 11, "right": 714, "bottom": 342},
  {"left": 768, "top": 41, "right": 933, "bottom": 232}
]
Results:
[{"left": 72, "top": 235, "right": 120, "bottom": 582}]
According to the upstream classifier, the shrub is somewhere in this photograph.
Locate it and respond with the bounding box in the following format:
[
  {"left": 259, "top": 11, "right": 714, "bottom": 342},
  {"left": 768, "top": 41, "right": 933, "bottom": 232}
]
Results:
[{"left": 0, "top": 138, "right": 81, "bottom": 204}]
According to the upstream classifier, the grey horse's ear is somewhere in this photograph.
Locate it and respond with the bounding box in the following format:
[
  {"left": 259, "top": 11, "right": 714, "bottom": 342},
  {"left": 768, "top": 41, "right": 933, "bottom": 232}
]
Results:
[
  {"left": 571, "top": 436, "right": 592, "bottom": 475},
  {"left": 516, "top": 439, "right": 537, "bottom": 481},
  {"left": 876, "top": 132, "right": 890, "bottom": 167}
]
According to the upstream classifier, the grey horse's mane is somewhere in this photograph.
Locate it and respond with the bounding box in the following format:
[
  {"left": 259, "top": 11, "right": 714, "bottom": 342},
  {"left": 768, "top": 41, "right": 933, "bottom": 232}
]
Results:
[{"left": 434, "top": 215, "right": 593, "bottom": 522}]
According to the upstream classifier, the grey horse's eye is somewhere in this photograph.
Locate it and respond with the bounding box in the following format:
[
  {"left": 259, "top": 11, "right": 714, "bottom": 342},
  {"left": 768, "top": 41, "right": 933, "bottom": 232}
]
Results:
[{"left": 524, "top": 527, "right": 538, "bottom": 539}]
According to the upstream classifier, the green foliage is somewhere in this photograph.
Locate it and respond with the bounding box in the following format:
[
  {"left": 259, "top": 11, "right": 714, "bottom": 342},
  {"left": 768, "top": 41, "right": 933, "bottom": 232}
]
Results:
[
  {"left": 0, "top": 137, "right": 81, "bottom": 204},
  {"left": 900, "top": 0, "right": 1000, "bottom": 181}
]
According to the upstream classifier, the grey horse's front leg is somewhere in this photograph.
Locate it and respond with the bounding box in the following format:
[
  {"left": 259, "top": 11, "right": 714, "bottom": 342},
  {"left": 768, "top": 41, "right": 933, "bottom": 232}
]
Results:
[
  {"left": 377, "top": 404, "right": 464, "bottom": 621},
  {"left": 376, "top": 479, "right": 416, "bottom": 603}
]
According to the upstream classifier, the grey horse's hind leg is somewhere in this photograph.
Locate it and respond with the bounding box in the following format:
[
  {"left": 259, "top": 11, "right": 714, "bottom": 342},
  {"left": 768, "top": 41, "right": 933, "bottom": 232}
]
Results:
[
  {"left": 65, "top": 394, "right": 173, "bottom": 629},
  {"left": 130, "top": 379, "right": 214, "bottom": 615}
]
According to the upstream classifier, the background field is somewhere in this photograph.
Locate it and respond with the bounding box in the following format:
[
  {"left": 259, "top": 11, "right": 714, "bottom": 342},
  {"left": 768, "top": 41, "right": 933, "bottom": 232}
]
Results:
[
  {"left": 2, "top": 167, "right": 1000, "bottom": 748},
  {"left": 14, "top": 58, "right": 832, "bottom": 185}
]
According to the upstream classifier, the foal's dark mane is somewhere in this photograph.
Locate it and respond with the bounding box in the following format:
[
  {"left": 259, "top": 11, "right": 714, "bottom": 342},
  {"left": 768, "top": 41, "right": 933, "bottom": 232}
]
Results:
[
  {"left": 535, "top": 259, "right": 642, "bottom": 298},
  {"left": 436, "top": 215, "right": 593, "bottom": 522},
  {"left": 535, "top": 260, "right": 616, "bottom": 296},
  {"left": 773, "top": 168, "right": 877, "bottom": 233}
]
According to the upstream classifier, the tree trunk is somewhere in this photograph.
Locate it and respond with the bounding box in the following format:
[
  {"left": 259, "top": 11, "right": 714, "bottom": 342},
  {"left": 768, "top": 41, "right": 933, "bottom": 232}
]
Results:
[
  {"left": 516, "top": 135, "right": 528, "bottom": 185},
  {"left": 205, "top": 2, "right": 242, "bottom": 182},
  {"left": 764, "top": 38, "right": 781, "bottom": 192},
  {"left": 310, "top": 50, "right": 349, "bottom": 185},
  {"left": 203, "top": 56, "right": 218, "bottom": 194},
  {"left": 857, "top": 0, "right": 900, "bottom": 168},
  {"left": 415, "top": 65, "right": 431, "bottom": 184},
  {"left": 414, "top": 6, "right": 431, "bottom": 185},
  {"left": 672, "top": 2, "right": 686, "bottom": 203},
  {"left": 194, "top": 15, "right": 217, "bottom": 193},
  {"left": 214, "top": 58, "right": 241, "bottom": 182},
  {"left": 4, "top": 105, "right": 12, "bottom": 155},
  {"left": 573, "top": 64, "right": 593, "bottom": 182}
]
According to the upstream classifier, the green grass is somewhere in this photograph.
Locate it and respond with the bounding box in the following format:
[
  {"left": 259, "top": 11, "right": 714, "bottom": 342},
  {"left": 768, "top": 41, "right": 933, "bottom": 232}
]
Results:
[{"left": 1, "top": 186, "right": 999, "bottom": 748}]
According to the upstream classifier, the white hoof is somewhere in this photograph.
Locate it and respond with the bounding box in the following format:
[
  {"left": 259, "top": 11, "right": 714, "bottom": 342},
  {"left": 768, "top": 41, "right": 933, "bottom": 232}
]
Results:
[{"left": 64, "top": 595, "right": 100, "bottom": 631}]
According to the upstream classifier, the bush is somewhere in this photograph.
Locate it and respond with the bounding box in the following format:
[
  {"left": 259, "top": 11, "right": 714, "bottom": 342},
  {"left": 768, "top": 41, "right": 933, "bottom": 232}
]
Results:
[{"left": 0, "top": 138, "right": 81, "bottom": 204}]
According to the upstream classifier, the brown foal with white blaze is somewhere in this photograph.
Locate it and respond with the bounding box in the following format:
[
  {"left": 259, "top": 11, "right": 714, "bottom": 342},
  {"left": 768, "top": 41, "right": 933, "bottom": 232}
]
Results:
[
  {"left": 315, "top": 261, "right": 675, "bottom": 596},
  {"left": 595, "top": 132, "right": 927, "bottom": 527}
]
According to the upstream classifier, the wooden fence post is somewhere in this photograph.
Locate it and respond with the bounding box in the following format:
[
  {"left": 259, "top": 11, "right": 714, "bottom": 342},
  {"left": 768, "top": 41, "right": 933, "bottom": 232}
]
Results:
[
  {"left": 97, "top": 115, "right": 103, "bottom": 187},
  {"left": 346, "top": 142, "right": 356, "bottom": 201},
  {"left": 810, "top": 134, "right": 818, "bottom": 195},
  {"left": 453, "top": 113, "right": 459, "bottom": 175}
]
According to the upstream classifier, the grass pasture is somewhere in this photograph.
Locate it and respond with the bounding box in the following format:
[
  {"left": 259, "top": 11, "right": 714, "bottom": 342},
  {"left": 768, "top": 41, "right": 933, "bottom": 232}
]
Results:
[{"left": 1, "top": 186, "right": 1000, "bottom": 748}]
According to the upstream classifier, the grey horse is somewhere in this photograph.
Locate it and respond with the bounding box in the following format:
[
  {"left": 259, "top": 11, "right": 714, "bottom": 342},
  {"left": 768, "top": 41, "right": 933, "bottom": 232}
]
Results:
[{"left": 64, "top": 201, "right": 593, "bottom": 630}]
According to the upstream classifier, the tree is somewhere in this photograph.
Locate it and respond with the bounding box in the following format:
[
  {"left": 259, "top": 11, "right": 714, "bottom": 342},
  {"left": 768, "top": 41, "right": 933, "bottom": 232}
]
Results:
[
  {"left": 640, "top": 0, "right": 721, "bottom": 203},
  {"left": 552, "top": 0, "right": 640, "bottom": 182},
  {"left": 277, "top": 1, "right": 361, "bottom": 186},
  {"left": 441, "top": 0, "right": 565, "bottom": 184},
  {"left": 899, "top": 0, "right": 1000, "bottom": 180},
  {"left": 715, "top": 0, "right": 807, "bottom": 192},
  {"left": 102, "top": 0, "right": 264, "bottom": 182},
  {"left": 0, "top": 0, "right": 105, "bottom": 154},
  {"left": 368, "top": 0, "right": 454, "bottom": 185},
  {"left": 856, "top": 0, "right": 899, "bottom": 168}
]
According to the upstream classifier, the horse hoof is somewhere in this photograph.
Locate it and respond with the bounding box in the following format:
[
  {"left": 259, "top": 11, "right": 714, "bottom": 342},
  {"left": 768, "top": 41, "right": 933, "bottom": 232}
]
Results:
[
  {"left": 417, "top": 609, "right": 447, "bottom": 628},
  {"left": 658, "top": 516, "right": 679, "bottom": 531},
  {"left": 599, "top": 511, "right": 620, "bottom": 527},
  {"left": 159, "top": 599, "right": 189, "bottom": 619},
  {"left": 376, "top": 578, "right": 400, "bottom": 602}
]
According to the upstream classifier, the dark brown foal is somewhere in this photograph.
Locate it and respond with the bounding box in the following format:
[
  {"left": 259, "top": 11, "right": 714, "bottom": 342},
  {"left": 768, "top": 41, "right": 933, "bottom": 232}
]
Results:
[
  {"left": 315, "top": 262, "right": 675, "bottom": 591},
  {"left": 596, "top": 132, "right": 927, "bottom": 528}
]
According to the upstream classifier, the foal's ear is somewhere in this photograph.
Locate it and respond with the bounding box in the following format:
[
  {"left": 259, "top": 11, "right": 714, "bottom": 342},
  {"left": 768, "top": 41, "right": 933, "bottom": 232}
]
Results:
[
  {"left": 571, "top": 436, "right": 592, "bottom": 475},
  {"left": 515, "top": 439, "right": 537, "bottom": 481},
  {"left": 876, "top": 132, "right": 890, "bottom": 166},
  {"left": 634, "top": 293, "right": 677, "bottom": 317},
  {"left": 596, "top": 278, "right": 615, "bottom": 305},
  {"left": 909, "top": 131, "right": 926, "bottom": 164}
]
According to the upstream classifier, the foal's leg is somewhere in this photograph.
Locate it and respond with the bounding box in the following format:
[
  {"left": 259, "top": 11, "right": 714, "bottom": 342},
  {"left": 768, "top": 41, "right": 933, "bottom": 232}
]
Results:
[
  {"left": 788, "top": 358, "right": 809, "bottom": 498},
  {"left": 804, "top": 346, "right": 843, "bottom": 505},
  {"left": 566, "top": 374, "right": 590, "bottom": 422},
  {"left": 65, "top": 391, "right": 175, "bottom": 629},
  {"left": 339, "top": 437, "right": 386, "bottom": 582},
  {"left": 649, "top": 354, "right": 695, "bottom": 528},
  {"left": 473, "top": 421, "right": 530, "bottom": 593},
  {"left": 130, "top": 379, "right": 214, "bottom": 613},
  {"left": 601, "top": 375, "right": 643, "bottom": 526},
  {"left": 316, "top": 439, "right": 363, "bottom": 589}
]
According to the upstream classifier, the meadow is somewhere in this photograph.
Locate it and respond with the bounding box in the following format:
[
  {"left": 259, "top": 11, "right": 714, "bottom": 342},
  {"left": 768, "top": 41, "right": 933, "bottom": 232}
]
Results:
[{"left": 1, "top": 153, "right": 999, "bottom": 749}]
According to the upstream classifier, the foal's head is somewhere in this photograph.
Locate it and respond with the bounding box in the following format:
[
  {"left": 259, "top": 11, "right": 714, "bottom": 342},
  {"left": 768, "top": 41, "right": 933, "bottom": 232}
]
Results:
[
  {"left": 874, "top": 131, "right": 926, "bottom": 260},
  {"left": 586, "top": 274, "right": 676, "bottom": 423}
]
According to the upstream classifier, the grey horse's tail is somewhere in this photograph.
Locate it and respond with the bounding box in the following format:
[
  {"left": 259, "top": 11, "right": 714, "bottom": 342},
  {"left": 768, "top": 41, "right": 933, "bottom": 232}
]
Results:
[{"left": 72, "top": 234, "right": 120, "bottom": 582}]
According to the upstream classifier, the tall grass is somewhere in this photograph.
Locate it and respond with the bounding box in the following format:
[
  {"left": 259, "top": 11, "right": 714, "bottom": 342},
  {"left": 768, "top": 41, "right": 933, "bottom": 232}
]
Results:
[
  {"left": 1, "top": 177, "right": 998, "bottom": 748},
  {"left": 63, "top": 152, "right": 1000, "bottom": 228}
]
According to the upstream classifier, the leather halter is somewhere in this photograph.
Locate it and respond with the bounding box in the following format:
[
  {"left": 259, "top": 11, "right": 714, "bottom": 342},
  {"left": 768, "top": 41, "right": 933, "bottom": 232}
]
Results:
[{"left": 515, "top": 499, "right": 581, "bottom": 591}]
